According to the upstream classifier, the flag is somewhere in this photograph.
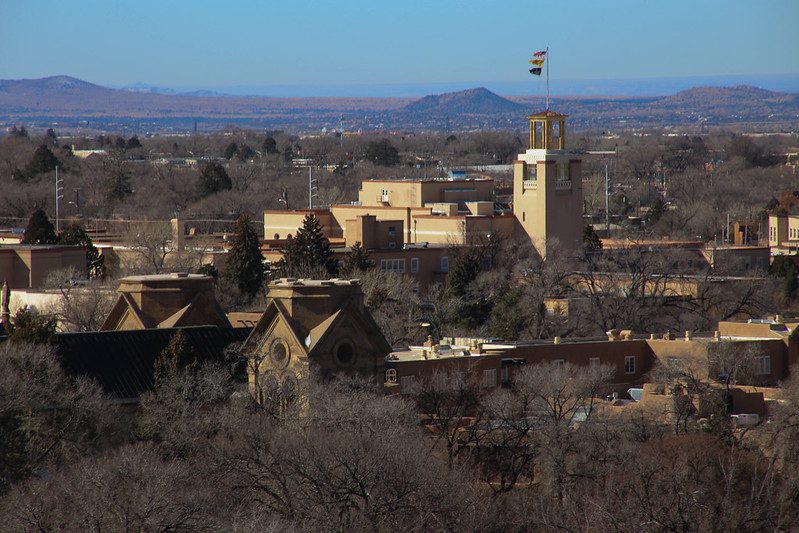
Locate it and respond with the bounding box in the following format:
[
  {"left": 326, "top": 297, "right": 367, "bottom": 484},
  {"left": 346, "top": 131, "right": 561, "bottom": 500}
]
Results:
[
  {"left": 529, "top": 67, "right": 542, "bottom": 76},
  {"left": 529, "top": 59, "right": 544, "bottom": 67},
  {"left": 533, "top": 50, "right": 547, "bottom": 58}
]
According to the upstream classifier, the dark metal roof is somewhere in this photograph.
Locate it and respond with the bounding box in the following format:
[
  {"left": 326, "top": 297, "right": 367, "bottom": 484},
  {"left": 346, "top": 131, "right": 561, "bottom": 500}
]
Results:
[{"left": 54, "top": 326, "right": 251, "bottom": 400}]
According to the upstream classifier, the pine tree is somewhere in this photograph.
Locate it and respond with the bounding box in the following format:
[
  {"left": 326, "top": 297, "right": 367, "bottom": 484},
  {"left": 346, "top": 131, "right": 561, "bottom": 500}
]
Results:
[
  {"left": 9, "top": 308, "right": 56, "bottom": 344},
  {"left": 199, "top": 161, "right": 232, "bottom": 197},
  {"left": 262, "top": 136, "right": 279, "bottom": 154},
  {"left": 21, "top": 209, "right": 57, "bottom": 245},
  {"left": 58, "top": 223, "right": 105, "bottom": 278},
  {"left": 364, "top": 139, "right": 400, "bottom": 166},
  {"left": 24, "top": 145, "right": 61, "bottom": 178},
  {"left": 342, "top": 241, "right": 374, "bottom": 275},
  {"left": 223, "top": 142, "right": 239, "bottom": 160},
  {"left": 154, "top": 329, "right": 196, "bottom": 384},
  {"left": 281, "top": 214, "right": 338, "bottom": 277},
  {"left": 223, "top": 215, "right": 265, "bottom": 297},
  {"left": 582, "top": 224, "right": 603, "bottom": 251}
]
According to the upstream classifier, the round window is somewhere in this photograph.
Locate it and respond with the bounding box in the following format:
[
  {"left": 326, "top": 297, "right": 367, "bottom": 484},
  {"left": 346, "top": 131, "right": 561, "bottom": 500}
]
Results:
[
  {"left": 334, "top": 340, "right": 356, "bottom": 367},
  {"left": 269, "top": 339, "right": 290, "bottom": 368}
]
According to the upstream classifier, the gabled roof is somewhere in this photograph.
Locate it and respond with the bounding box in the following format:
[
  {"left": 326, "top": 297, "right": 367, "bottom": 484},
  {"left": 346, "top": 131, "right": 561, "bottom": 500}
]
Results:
[
  {"left": 241, "top": 299, "right": 308, "bottom": 358},
  {"left": 242, "top": 294, "right": 391, "bottom": 360},
  {"left": 55, "top": 326, "right": 251, "bottom": 400},
  {"left": 101, "top": 293, "right": 152, "bottom": 330}
]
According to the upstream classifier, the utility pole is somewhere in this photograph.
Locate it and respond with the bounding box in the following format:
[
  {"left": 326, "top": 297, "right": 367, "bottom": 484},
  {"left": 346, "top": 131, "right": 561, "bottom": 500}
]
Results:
[
  {"left": 339, "top": 114, "right": 344, "bottom": 148},
  {"left": 308, "top": 166, "right": 318, "bottom": 209},
  {"left": 605, "top": 164, "right": 610, "bottom": 232},
  {"left": 54, "top": 166, "right": 63, "bottom": 233}
]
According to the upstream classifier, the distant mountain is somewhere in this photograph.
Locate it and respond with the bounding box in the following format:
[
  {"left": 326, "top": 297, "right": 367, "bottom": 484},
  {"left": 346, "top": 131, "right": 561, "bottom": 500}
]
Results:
[
  {"left": 657, "top": 85, "right": 797, "bottom": 106},
  {"left": 404, "top": 87, "right": 525, "bottom": 115},
  {"left": 0, "top": 76, "right": 797, "bottom": 133},
  {"left": 0, "top": 75, "right": 113, "bottom": 97}
]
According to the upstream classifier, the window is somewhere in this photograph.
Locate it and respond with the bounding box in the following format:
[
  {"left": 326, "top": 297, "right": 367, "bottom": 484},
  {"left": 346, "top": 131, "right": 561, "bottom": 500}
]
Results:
[
  {"left": 589, "top": 357, "right": 600, "bottom": 368},
  {"left": 269, "top": 339, "right": 290, "bottom": 369},
  {"left": 522, "top": 212, "right": 526, "bottom": 222},
  {"left": 273, "top": 233, "right": 280, "bottom": 239},
  {"left": 553, "top": 359, "right": 565, "bottom": 367},
  {"left": 333, "top": 340, "right": 356, "bottom": 367},
  {"left": 380, "top": 258, "right": 405, "bottom": 273},
  {"left": 527, "top": 163, "right": 537, "bottom": 181},
  {"left": 388, "top": 241, "right": 396, "bottom": 249},
  {"left": 755, "top": 355, "right": 772, "bottom": 376},
  {"left": 385, "top": 369, "right": 397, "bottom": 383},
  {"left": 410, "top": 257, "right": 419, "bottom": 273},
  {"left": 482, "top": 369, "right": 497, "bottom": 388},
  {"left": 624, "top": 356, "right": 636, "bottom": 375},
  {"left": 440, "top": 256, "right": 449, "bottom": 272},
  {"left": 400, "top": 375, "right": 417, "bottom": 394},
  {"left": 388, "top": 226, "right": 396, "bottom": 237}
]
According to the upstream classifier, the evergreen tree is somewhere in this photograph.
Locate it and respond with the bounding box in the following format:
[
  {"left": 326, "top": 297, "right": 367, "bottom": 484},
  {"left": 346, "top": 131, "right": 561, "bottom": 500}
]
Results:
[
  {"left": 280, "top": 214, "right": 338, "bottom": 276},
  {"left": 262, "top": 136, "right": 279, "bottom": 154},
  {"left": 582, "top": 224, "right": 603, "bottom": 251},
  {"left": 58, "top": 223, "right": 105, "bottom": 279},
  {"left": 199, "top": 161, "right": 232, "bottom": 197},
  {"left": 154, "top": 329, "right": 196, "bottom": 384},
  {"left": 237, "top": 144, "right": 256, "bottom": 161},
  {"left": 10, "top": 125, "right": 28, "bottom": 138},
  {"left": 21, "top": 209, "right": 57, "bottom": 245},
  {"left": 223, "top": 215, "right": 265, "bottom": 298},
  {"left": 342, "top": 241, "right": 374, "bottom": 275},
  {"left": 447, "top": 254, "right": 482, "bottom": 297},
  {"left": 223, "top": 142, "right": 239, "bottom": 160},
  {"left": 107, "top": 170, "right": 133, "bottom": 201},
  {"left": 44, "top": 128, "right": 58, "bottom": 144},
  {"left": 24, "top": 145, "right": 61, "bottom": 178},
  {"left": 364, "top": 139, "right": 400, "bottom": 166},
  {"left": 770, "top": 256, "right": 799, "bottom": 299},
  {"left": 126, "top": 136, "right": 142, "bottom": 149},
  {"left": 645, "top": 196, "right": 667, "bottom": 226},
  {"left": 8, "top": 308, "right": 56, "bottom": 344}
]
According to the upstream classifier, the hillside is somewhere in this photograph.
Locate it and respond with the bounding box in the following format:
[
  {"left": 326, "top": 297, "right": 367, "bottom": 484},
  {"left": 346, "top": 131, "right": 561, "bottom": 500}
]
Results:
[
  {"left": 1, "top": 76, "right": 797, "bottom": 133},
  {"left": 404, "top": 87, "right": 525, "bottom": 114},
  {"left": 656, "top": 85, "right": 797, "bottom": 106}
]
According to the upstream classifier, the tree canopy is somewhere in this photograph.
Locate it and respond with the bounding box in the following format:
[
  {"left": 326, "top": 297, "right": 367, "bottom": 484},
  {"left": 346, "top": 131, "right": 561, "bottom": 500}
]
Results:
[
  {"left": 58, "top": 223, "right": 105, "bottom": 279},
  {"left": 280, "top": 214, "right": 338, "bottom": 277},
  {"left": 21, "top": 209, "right": 57, "bottom": 245},
  {"left": 222, "top": 215, "right": 265, "bottom": 298},
  {"left": 364, "top": 139, "right": 400, "bottom": 166},
  {"left": 199, "top": 161, "right": 232, "bottom": 196},
  {"left": 24, "top": 145, "right": 61, "bottom": 178}
]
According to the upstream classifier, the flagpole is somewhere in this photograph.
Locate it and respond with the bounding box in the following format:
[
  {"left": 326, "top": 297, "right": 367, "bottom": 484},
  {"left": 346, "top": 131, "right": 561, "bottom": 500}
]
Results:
[{"left": 546, "top": 46, "right": 550, "bottom": 111}]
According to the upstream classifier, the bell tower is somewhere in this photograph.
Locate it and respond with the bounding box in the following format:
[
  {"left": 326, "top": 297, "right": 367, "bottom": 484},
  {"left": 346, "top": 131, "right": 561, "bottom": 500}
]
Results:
[{"left": 513, "top": 110, "right": 583, "bottom": 255}]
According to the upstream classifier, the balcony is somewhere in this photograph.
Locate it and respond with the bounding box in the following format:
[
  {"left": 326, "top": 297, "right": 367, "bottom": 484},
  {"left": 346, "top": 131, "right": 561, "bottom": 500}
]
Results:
[
  {"left": 555, "top": 180, "right": 572, "bottom": 191},
  {"left": 522, "top": 180, "right": 538, "bottom": 190}
]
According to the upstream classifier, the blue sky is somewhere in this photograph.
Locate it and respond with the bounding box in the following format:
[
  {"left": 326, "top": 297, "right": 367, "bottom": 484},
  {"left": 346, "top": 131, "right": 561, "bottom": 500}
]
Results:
[{"left": 2, "top": 0, "right": 798, "bottom": 95}]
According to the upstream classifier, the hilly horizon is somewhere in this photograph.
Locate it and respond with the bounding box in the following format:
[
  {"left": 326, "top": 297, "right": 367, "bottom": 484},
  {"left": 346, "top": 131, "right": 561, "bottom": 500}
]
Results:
[{"left": 1, "top": 75, "right": 797, "bottom": 133}]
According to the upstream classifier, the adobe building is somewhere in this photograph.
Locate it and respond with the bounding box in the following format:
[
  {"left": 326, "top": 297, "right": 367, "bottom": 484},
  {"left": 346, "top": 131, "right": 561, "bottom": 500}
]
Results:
[
  {"left": 262, "top": 110, "right": 585, "bottom": 285},
  {"left": 513, "top": 111, "right": 583, "bottom": 253},
  {"left": 240, "top": 278, "right": 391, "bottom": 403},
  {"left": 101, "top": 273, "right": 231, "bottom": 331},
  {"left": 0, "top": 244, "right": 87, "bottom": 289}
]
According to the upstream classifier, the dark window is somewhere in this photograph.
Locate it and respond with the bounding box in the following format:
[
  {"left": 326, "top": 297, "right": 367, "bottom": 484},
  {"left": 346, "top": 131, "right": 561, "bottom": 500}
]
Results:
[{"left": 334, "top": 341, "right": 356, "bottom": 366}]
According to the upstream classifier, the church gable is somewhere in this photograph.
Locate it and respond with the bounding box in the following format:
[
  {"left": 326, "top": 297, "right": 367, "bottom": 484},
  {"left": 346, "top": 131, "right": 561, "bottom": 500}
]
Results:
[{"left": 307, "top": 309, "right": 387, "bottom": 377}]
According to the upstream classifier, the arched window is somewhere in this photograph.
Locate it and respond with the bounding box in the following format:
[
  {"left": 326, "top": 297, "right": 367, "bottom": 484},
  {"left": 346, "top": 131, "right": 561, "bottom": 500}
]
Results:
[
  {"left": 274, "top": 233, "right": 280, "bottom": 239},
  {"left": 385, "top": 368, "right": 397, "bottom": 383}
]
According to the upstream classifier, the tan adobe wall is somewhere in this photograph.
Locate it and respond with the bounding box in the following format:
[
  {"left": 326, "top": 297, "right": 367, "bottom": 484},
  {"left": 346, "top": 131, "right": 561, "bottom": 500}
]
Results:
[
  {"left": 370, "top": 247, "right": 451, "bottom": 286},
  {"left": 265, "top": 210, "right": 339, "bottom": 240}
]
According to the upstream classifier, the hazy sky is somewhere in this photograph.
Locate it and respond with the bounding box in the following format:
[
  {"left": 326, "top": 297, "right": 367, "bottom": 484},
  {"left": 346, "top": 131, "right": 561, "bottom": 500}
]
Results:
[{"left": 2, "top": 0, "right": 798, "bottom": 89}]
